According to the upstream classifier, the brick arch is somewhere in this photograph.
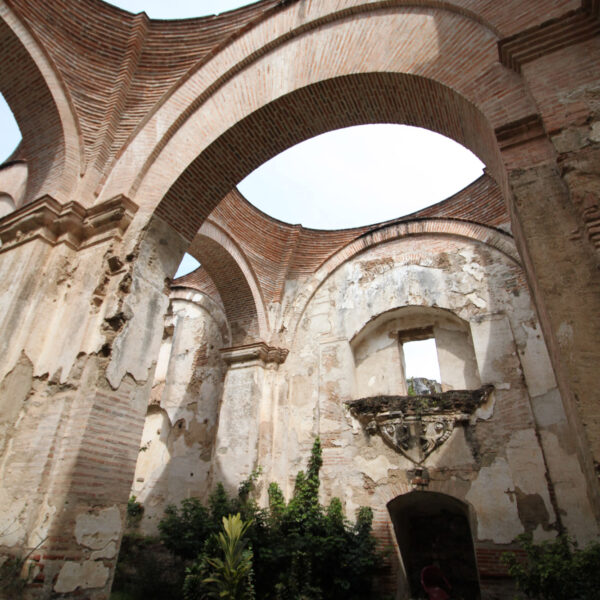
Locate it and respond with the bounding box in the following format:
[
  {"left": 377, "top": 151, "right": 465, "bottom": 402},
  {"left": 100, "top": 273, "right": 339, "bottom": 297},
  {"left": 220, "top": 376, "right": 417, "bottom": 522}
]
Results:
[
  {"left": 99, "top": 2, "right": 538, "bottom": 231},
  {"left": 187, "top": 221, "right": 269, "bottom": 345},
  {"left": 0, "top": 5, "right": 81, "bottom": 204},
  {"left": 281, "top": 218, "right": 519, "bottom": 340}
]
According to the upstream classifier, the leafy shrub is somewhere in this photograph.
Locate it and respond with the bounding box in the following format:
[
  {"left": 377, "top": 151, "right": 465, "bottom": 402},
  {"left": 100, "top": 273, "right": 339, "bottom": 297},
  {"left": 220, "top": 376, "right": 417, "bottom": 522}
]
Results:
[
  {"left": 169, "top": 438, "right": 379, "bottom": 599},
  {"left": 502, "top": 533, "right": 600, "bottom": 600},
  {"left": 114, "top": 438, "right": 380, "bottom": 599}
]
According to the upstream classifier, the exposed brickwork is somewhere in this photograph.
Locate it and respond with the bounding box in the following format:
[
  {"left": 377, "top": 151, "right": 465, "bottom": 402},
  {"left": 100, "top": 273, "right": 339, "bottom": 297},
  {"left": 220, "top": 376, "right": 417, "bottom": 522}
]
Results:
[{"left": 4, "top": 0, "right": 281, "bottom": 178}]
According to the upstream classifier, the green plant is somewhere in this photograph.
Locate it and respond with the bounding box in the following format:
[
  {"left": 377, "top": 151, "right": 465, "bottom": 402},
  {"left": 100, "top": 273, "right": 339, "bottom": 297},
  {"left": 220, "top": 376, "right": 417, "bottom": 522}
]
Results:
[
  {"left": 118, "top": 438, "right": 380, "bottom": 599},
  {"left": 126, "top": 495, "right": 144, "bottom": 527},
  {"left": 502, "top": 533, "right": 600, "bottom": 600},
  {"left": 202, "top": 514, "right": 255, "bottom": 600}
]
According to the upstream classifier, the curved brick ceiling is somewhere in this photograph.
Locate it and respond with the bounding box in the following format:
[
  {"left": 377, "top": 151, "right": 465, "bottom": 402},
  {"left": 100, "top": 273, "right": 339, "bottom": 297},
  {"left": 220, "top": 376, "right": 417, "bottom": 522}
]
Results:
[
  {"left": 4, "top": 0, "right": 281, "bottom": 178},
  {"left": 198, "top": 175, "right": 509, "bottom": 308}
]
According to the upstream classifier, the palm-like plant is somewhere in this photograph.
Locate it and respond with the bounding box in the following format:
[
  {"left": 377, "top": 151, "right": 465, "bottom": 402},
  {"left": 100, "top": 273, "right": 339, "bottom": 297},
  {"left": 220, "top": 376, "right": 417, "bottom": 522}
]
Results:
[{"left": 204, "top": 513, "right": 254, "bottom": 600}]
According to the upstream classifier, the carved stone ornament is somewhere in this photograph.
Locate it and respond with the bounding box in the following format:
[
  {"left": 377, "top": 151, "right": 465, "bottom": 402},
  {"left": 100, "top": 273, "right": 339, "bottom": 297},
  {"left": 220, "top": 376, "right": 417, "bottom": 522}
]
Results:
[
  {"left": 346, "top": 385, "right": 494, "bottom": 465},
  {"left": 220, "top": 342, "right": 289, "bottom": 367}
]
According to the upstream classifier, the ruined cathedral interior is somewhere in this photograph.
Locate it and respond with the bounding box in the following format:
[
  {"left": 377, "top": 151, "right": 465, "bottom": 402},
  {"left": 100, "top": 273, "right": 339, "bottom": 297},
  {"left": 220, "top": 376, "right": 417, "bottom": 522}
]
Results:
[{"left": 1, "top": 0, "right": 600, "bottom": 598}]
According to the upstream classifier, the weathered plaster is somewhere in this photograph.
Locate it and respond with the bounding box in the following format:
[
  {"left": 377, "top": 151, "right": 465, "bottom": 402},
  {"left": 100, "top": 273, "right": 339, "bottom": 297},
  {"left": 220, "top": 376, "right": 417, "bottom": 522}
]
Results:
[{"left": 465, "top": 458, "right": 523, "bottom": 544}]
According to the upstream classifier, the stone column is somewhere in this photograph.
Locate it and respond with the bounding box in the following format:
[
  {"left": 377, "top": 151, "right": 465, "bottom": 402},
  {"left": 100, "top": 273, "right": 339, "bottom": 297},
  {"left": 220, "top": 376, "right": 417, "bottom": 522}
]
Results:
[
  {"left": 213, "top": 343, "right": 287, "bottom": 493},
  {"left": 0, "top": 197, "right": 186, "bottom": 598}
]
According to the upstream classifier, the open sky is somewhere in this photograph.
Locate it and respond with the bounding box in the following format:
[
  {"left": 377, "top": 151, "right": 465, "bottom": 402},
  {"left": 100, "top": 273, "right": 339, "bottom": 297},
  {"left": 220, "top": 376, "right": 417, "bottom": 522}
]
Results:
[{"left": 0, "top": 0, "right": 484, "bottom": 380}]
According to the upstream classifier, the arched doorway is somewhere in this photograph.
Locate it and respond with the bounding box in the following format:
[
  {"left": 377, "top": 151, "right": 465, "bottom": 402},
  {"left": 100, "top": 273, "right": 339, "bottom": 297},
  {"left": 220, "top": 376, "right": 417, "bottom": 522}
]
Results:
[{"left": 388, "top": 491, "right": 480, "bottom": 600}]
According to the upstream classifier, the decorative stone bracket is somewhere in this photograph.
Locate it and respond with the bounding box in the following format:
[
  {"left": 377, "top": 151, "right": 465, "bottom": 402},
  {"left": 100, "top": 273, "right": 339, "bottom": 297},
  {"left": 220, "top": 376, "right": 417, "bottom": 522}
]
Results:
[
  {"left": 220, "top": 342, "right": 289, "bottom": 368},
  {"left": 346, "top": 385, "right": 494, "bottom": 465},
  {"left": 0, "top": 194, "right": 138, "bottom": 253}
]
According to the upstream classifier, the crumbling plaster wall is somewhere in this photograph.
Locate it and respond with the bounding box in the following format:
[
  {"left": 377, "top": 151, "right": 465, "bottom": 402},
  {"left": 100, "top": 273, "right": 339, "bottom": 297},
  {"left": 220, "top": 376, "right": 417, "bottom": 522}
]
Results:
[
  {"left": 0, "top": 211, "right": 187, "bottom": 598},
  {"left": 131, "top": 290, "right": 229, "bottom": 535},
  {"left": 276, "top": 233, "right": 597, "bottom": 552}
]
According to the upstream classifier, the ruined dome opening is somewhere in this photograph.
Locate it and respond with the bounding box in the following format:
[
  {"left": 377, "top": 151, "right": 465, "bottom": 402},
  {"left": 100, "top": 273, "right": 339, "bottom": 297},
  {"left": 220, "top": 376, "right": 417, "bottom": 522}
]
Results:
[
  {"left": 0, "top": 93, "right": 22, "bottom": 164},
  {"left": 237, "top": 124, "right": 485, "bottom": 230},
  {"left": 102, "top": 0, "right": 258, "bottom": 18}
]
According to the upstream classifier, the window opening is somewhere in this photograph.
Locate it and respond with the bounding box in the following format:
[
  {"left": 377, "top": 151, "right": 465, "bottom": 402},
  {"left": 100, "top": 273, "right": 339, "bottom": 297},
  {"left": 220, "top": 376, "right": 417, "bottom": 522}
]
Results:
[{"left": 400, "top": 328, "right": 441, "bottom": 394}]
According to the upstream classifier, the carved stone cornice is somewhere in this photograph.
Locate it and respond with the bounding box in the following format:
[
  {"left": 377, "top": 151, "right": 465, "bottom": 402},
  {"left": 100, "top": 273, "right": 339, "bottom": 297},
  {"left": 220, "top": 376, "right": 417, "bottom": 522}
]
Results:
[
  {"left": 498, "top": 7, "right": 600, "bottom": 73},
  {"left": 0, "top": 195, "right": 138, "bottom": 253},
  {"left": 220, "top": 342, "right": 289, "bottom": 367},
  {"left": 346, "top": 386, "right": 494, "bottom": 465}
]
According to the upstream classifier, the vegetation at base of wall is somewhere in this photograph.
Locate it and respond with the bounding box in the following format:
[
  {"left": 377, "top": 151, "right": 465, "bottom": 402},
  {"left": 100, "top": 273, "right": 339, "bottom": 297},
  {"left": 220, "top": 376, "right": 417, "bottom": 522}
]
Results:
[
  {"left": 501, "top": 533, "right": 600, "bottom": 600},
  {"left": 111, "top": 534, "right": 186, "bottom": 600},
  {"left": 126, "top": 495, "right": 144, "bottom": 528},
  {"left": 0, "top": 554, "right": 29, "bottom": 596},
  {"left": 112, "top": 438, "right": 380, "bottom": 600}
]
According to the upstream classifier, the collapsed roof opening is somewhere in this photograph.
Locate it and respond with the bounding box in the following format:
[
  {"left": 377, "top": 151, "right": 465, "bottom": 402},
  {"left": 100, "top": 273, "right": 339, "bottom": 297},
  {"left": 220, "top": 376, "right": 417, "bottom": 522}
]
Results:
[
  {"left": 238, "top": 124, "right": 484, "bottom": 230},
  {"left": 102, "top": 0, "right": 259, "bottom": 19},
  {"left": 0, "top": 93, "right": 22, "bottom": 164}
]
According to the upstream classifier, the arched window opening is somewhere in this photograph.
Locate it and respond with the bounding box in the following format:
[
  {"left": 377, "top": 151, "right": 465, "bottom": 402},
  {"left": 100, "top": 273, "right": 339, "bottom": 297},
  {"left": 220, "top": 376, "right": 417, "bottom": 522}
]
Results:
[
  {"left": 238, "top": 124, "right": 484, "bottom": 230},
  {"left": 351, "top": 307, "right": 481, "bottom": 399},
  {"left": 388, "top": 491, "right": 481, "bottom": 600}
]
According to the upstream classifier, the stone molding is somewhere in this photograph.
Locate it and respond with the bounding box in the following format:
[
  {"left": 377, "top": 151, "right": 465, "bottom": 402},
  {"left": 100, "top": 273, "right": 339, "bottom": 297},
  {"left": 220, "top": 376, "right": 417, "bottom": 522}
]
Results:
[
  {"left": 498, "top": 6, "right": 600, "bottom": 73},
  {"left": 0, "top": 195, "right": 138, "bottom": 253},
  {"left": 220, "top": 342, "right": 289, "bottom": 367},
  {"left": 347, "top": 386, "right": 494, "bottom": 465}
]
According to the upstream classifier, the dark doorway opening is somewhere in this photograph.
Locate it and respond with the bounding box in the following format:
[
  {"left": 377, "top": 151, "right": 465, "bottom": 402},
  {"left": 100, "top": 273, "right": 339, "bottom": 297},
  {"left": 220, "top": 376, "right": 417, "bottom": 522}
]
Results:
[{"left": 388, "top": 491, "right": 481, "bottom": 599}]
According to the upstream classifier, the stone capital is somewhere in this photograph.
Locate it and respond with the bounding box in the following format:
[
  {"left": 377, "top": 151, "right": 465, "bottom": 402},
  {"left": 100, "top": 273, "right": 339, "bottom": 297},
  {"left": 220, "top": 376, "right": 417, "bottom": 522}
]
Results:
[
  {"left": 220, "top": 342, "right": 289, "bottom": 368},
  {"left": 0, "top": 195, "right": 138, "bottom": 253}
]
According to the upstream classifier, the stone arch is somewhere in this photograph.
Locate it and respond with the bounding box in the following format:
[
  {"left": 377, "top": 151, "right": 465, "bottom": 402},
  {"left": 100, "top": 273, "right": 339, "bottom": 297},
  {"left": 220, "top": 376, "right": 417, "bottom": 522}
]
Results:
[
  {"left": 350, "top": 305, "right": 481, "bottom": 396},
  {"left": 0, "top": 5, "right": 81, "bottom": 204},
  {"left": 168, "top": 286, "right": 231, "bottom": 348},
  {"left": 0, "top": 160, "right": 27, "bottom": 213},
  {"left": 282, "top": 218, "right": 519, "bottom": 341},
  {"left": 98, "top": 1, "right": 539, "bottom": 227},
  {"left": 188, "top": 221, "right": 269, "bottom": 345}
]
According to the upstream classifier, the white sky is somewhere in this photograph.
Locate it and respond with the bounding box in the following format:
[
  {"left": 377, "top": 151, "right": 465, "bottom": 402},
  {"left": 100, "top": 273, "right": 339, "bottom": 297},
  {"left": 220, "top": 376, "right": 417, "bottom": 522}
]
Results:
[{"left": 403, "top": 339, "right": 441, "bottom": 382}]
